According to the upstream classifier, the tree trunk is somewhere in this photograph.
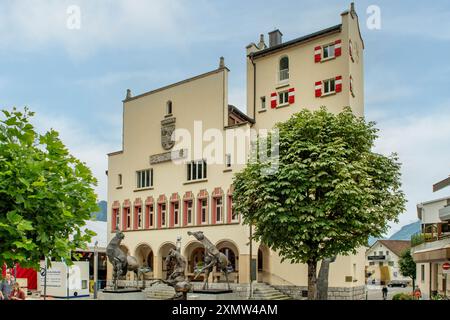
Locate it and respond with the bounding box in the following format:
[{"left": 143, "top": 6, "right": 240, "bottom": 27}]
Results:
[
  {"left": 307, "top": 259, "right": 318, "bottom": 300},
  {"left": 317, "top": 256, "right": 336, "bottom": 300}
]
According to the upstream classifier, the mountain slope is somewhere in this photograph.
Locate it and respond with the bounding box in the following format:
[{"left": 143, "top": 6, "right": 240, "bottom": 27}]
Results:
[
  {"left": 91, "top": 200, "right": 107, "bottom": 222},
  {"left": 389, "top": 221, "right": 421, "bottom": 240}
]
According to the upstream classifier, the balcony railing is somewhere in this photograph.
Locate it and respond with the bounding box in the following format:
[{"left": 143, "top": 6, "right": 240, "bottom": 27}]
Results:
[
  {"left": 279, "top": 69, "right": 289, "bottom": 82},
  {"left": 411, "top": 231, "right": 450, "bottom": 247}
]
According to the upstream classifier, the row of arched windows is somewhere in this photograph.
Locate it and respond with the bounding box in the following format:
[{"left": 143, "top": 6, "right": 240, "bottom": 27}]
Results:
[{"left": 111, "top": 190, "right": 239, "bottom": 232}]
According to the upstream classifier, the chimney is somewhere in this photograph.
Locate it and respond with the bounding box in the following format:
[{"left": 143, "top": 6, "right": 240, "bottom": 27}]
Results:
[
  {"left": 268, "top": 29, "right": 283, "bottom": 47},
  {"left": 219, "top": 56, "right": 225, "bottom": 69},
  {"left": 258, "top": 34, "right": 267, "bottom": 49},
  {"left": 125, "top": 89, "right": 132, "bottom": 100}
]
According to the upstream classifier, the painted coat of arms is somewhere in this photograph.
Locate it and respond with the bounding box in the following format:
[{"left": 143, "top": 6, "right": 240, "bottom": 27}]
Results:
[{"left": 161, "top": 117, "right": 176, "bottom": 150}]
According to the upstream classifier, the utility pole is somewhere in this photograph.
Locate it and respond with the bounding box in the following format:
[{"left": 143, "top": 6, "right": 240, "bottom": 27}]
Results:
[
  {"left": 249, "top": 224, "right": 253, "bottom": 299},
  {"left": 66, "top": 260, "right": 70, "bottom": 300},
  {"left": 43, "top": 258, "right": 47, "bottom": 300}
]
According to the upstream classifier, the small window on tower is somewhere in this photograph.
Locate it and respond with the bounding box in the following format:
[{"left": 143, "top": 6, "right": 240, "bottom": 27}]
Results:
[
  {"left": 279, "top": 56, "right": 289, "bottom": 81},
  {"left": 260, "top": 96, "right": 266, "bottom": 110},
  {"left": 323, "top": 79, "right": 335, "bottom": 95},
  {"left": 278, "top": 91, "right": 289, "bottom": 106},
  {"left": 323, "top": 44, "right": 335, "bottom": 59},
  {"left": 166, "top": 101, "right": 173, "bottom": 115}
]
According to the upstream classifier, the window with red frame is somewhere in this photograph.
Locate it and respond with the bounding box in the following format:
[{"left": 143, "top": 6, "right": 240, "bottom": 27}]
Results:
[
  {"left": 201, "top": 199, "right": 207, "bottom": 224},
  {"left": 174, "top": 202, "right": 180, "bottom": 226},
  {"left": 215, "top": 197, "right": 223, "bottom": 223},
  {"left": 185, "top": 200, "right": 193, "bottom": 225}
]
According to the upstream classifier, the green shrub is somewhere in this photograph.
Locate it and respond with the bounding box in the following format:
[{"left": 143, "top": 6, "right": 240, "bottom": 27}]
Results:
[
  {"left": 392, "top": 293, "right": 413, "bottom": 300},
  {"left": 411, "top": 233, "right": 425, "bottom": 247},
  {"left": 431, "top": 294, "right": 448, "bottom": 300}
]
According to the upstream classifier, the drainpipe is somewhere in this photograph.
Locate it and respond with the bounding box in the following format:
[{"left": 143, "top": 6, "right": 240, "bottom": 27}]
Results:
[{"left": 250, "top": 54, "right": 257, "bottom": 122}]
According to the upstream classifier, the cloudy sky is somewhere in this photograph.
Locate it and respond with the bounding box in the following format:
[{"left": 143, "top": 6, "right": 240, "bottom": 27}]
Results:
[{"left": 1, "top": 0, "right": 449, "bottom": 236}]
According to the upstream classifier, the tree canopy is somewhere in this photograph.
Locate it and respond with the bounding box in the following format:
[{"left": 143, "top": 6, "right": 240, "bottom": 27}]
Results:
[
  {"left": 233, "top": 107, "right": 406, "bottom": 299},
  {"left": 0, "top": 108, "right": 98, "bottom": 269},
  {"left": 399, "top": 249, "right": 416, "bottom": 281}
]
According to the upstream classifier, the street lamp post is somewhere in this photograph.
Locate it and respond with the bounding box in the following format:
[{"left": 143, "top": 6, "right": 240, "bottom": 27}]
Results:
[
  {"left": 43, "top": 258, "right": 47, "bottom": 300},
  {"left": 249, "top": 224, "right": 253, "bottom": 300},
  {"left": 66, "top": 260, "right": 70, "bottom": 300},
  {"left": 94, "top": 241, "right": 98, "bottom": 299}
]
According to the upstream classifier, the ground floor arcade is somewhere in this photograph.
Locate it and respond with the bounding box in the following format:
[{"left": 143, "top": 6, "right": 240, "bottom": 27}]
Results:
[{"left": 106, "top": 224, "right": 366, "bottom": 294}]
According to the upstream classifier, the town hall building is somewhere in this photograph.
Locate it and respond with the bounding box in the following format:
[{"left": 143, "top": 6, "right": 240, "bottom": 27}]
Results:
[{"left": 107, "top": 3, "right": 366, "bottom": 299}]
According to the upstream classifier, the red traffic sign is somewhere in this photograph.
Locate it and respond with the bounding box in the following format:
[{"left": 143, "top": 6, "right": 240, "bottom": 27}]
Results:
[{"left": 443, "top": 263, "right": 450, "bottom": 270}]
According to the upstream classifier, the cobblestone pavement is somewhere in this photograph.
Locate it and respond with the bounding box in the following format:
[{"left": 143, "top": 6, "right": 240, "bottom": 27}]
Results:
[{"left": 366, "top": 285, "right": 414, "bottom": 300}]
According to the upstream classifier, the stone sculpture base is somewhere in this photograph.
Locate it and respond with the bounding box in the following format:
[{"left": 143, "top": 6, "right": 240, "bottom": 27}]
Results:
[
  {"left": 98, "top": 289, "right": 146, "bottom": 300},
  {"left": 189, "top": 289, "right": 235, "bottom": 300}
]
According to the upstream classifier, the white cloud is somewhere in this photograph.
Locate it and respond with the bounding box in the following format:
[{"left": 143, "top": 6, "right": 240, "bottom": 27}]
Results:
[
  {"left": 72, "top": 69, "right": 186, "bottom": 91},
  {"left": 32, "top": 108, "right": 120, "bottom": 201},
  {"left": 0, "top": 0, "right": 194, "bottom": 58},
  {"left": 384, "top": 7, "right": 450, "bottom": 41}
]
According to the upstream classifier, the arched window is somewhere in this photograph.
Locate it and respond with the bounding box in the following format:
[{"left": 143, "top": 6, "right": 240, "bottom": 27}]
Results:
[
  {"left": 279, "top": 56, "right": 289, "bottom": 81},
  {"left": 166, "top": 101, "right": 173, "bottom": 115}
]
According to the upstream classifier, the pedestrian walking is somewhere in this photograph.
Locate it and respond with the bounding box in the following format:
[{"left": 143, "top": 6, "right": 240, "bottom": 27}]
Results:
[
  {"left": 382, "top": 285, "right": 388, "bottom": 300},
  {"left": 414, "top": 286, "right": 422, "bottom": 300}
]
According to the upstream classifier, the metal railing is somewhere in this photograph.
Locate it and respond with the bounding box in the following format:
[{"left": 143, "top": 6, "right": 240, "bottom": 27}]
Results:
[{"left": 411, "top": 231, "right": 450, "bottom": 247}]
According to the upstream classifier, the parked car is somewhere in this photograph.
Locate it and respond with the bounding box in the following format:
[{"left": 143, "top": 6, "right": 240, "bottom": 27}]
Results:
[{"left": 387, "top": 280, "right": 408, "bottom": 288}]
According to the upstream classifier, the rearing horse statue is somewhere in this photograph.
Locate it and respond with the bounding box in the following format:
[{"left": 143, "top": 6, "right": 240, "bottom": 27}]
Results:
[
  {"left": 187, "top": 231, "right": 231, "bottom": 290},
  {"left": 106, "top": 230, "right": 150, "bottom": 290}
]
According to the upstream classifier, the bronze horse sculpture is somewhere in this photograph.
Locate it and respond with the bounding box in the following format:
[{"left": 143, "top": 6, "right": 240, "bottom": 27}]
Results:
[
  {"left": 188, "top": 231, "right": 231, "bottom": 290},
  {"left": 106, "top": 230, "right": 151, "bottom": 290},
  {"left": 161, "top": 249, "right": 191, "bottom": 300}
]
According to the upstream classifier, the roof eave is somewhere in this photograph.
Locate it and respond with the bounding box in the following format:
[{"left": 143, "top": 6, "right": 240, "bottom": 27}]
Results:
[{"left": 249, "top": 24, "right": 342, "bottom": 60}]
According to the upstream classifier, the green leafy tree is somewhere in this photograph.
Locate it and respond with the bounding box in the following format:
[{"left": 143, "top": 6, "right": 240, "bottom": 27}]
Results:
[
  {"left": 0, "top": 108, "right": 98, "bottom": 270},
  {"left": 233, "top": 107, "right": 406, "bottom": 300},
  {"left": 398, "top": 249, "right": 416, "bottom": 293}
]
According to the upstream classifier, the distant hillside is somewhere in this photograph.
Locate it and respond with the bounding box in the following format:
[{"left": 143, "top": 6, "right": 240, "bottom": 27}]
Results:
[
  {"left": 389, "top": 221, "right": 421, "bottom": 241},
  {"left": 91, "top": 200, "right": 107, "bottom": 222},
  {"left": 368, "top": 236, "right": 378, "bottom": 246}
]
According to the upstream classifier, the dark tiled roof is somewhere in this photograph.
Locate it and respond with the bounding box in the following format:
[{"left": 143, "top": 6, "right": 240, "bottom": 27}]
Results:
[
  {"left": 433, "top": 175, "right": 450, "bottom": 192},
  {"left": 228, "top": 104, "right": 255, "bottom": 124},
  {"left": 378, "top": 240, "right": 411, "bottom": 257},
  {"left": 250, "top": 24, "right": 342, "bottom": 59}
]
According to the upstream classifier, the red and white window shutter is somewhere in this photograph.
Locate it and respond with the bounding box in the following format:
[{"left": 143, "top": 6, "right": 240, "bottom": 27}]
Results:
[
  {"left": 335, "top": 40, "right": 342, "bottom": 57},
  {"left": 335, "top": 76, "right": 343, "bottom": 92},
  {"left": 314, "top": 46, "right": 322, "bottom": 63},
  {"left": 315, "top": 81, "right": 322, "bottom": 97},
  {"left": 270, "top": 92, "right": 277, "bottom": 108},
  {"left": 288, "top": 88, "right": 295, "bottom": 104}
]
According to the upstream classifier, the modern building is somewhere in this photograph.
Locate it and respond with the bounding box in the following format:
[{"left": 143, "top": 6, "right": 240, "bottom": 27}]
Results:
[
  {"left": 106, "top": 3, "right": 366, "bottom": 299},
  {"left": 2, "top": 220, "right": 107, "bottom": 296},
  {"left": 365, "top": 240, "right": 411, "bottom": 286},
  {"left": 412, "top": 175, "right": 450, "bottom": 298}
]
